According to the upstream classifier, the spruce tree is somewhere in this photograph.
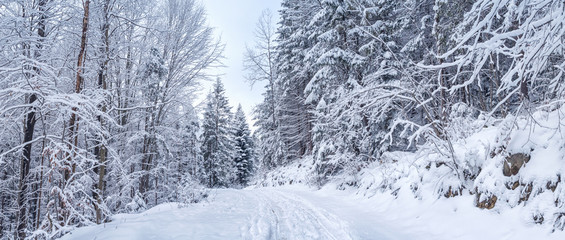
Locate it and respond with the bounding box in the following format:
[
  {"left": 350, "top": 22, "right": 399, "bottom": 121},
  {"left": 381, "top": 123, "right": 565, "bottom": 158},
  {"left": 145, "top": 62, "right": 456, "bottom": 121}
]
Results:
[
  {"left": 274, "top": 0, "right": 319, "bottom": 162},
  {"left": 201, "top": 79, "right": 235, "bottom": 187},
  {"left": 232, "top": 105, "right": 254, "bottom": 186}
]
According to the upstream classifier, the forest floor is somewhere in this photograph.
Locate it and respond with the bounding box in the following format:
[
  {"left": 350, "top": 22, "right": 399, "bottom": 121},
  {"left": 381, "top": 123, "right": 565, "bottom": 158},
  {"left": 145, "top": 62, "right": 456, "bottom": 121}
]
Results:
[{"left": 61, "top": 185, "right": 565, "bottom": 240}]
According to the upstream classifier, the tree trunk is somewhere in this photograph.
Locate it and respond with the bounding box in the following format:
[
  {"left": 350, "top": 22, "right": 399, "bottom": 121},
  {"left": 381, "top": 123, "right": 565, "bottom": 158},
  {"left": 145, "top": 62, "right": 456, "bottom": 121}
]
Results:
[
  {"left": 35, "top": 135, "right": 47, "bottom": 232},
  {"left": 1, "top": 168, "right": 7, "bottom": 238},
  {"left": 139, "top": 115, "right": 152, "bottom": 201},
  {"left": 16, "top": 95, "right": 37, "bottom": 240},
  {"left": 66, "top": 0, "right": 90, "bottom": 180},
  {"left": 94, "top": 0, "right": 110, "bottom": 224},
  {"left": 16, "top": 0, "right": 48, "bottom": 238},
  {"left": 62, "top": 0, "right": 90, "bottom": 223}
]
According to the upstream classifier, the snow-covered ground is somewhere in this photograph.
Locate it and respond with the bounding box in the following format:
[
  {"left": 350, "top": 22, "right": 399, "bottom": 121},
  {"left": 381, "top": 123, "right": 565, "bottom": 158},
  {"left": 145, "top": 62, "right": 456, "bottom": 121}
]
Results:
[{"left": 61, "top": 185, "right": 565, "bottom": 240}]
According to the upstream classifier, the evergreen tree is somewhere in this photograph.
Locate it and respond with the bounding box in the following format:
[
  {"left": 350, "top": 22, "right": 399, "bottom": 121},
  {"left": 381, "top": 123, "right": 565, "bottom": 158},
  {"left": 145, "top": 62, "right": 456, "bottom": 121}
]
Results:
[
  {"left": 170, "top": 107, "right": 202, "bottom": 202},
  {"left": 274, "top": 0, "right": 320, "bottom": 162},
  {"left": 309, "top": 0, "right": 410, "bottom": 179},
  {"left": 201, "top": 79, "right": 235, "bottom": 187},
  {"left": 180, "top": 107, "right": 202, "bottom": 180},
  {"left": 232, "top": 105, "right": 254, "bottom": 186}
]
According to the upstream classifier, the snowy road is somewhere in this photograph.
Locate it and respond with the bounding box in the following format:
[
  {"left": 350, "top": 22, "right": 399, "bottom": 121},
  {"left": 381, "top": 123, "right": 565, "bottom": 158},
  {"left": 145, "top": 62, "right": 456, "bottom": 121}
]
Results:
[
  {"left": 61, "top": 186, "right": 565, "bottom": 240},
  {"left": 240, "top": 189, "right": 354, "bottom": 239},
  {"left": 61, "top": 187, "right": 392, "bottom": 240}
]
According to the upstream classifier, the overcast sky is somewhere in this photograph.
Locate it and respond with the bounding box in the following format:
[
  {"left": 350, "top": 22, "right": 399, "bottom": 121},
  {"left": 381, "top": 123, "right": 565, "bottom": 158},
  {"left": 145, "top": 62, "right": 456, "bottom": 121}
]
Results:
[{"left": 198, "top": 0, "right": 282, "bottom": 126}]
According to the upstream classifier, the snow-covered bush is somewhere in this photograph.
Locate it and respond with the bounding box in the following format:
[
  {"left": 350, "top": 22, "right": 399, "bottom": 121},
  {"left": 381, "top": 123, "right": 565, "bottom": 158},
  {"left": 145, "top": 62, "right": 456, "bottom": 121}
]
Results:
[
  {"left": 126, "top": 194, "right": 148, "bottom": 213},
  {"left": 177, "top": 175, "right": 209, "bottom": 206}
]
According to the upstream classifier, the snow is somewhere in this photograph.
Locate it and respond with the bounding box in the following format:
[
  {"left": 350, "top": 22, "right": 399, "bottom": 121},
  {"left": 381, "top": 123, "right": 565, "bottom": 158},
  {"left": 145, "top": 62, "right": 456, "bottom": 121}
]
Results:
[
  {"left": 62, "top": 187, "right": 353, "bottom": 240},
  {"left": 61, "top": 185, "right": 565, "bottom": 240}
]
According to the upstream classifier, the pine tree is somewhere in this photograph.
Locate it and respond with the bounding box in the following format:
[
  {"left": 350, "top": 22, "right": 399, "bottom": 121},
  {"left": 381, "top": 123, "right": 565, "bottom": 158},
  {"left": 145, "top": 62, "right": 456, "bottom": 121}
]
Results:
[
  {"left": 274, "top": 0, "right": 320, "bottom": 162},
  {"left": 309, "top": 0, "right": 410, "bottom": 179},
  {"left": 201, "top": 79, "right": 235, "bottom": 188},
  {"left": 232, "top": 105, "right": 254, "bottom": 186},
  {"left": 180, "top": 107, "right": 202, "bottom": 179}
]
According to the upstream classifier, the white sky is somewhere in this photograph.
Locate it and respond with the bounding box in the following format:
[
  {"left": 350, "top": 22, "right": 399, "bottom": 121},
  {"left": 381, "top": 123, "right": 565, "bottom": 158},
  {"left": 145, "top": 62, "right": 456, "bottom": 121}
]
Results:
[{"left": 198, "top": 0, "right": 282, "bottom": 127}]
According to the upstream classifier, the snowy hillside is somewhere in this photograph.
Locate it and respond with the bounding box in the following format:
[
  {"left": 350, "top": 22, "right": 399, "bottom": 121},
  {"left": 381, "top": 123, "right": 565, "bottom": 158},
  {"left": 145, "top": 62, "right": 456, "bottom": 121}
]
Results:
[{"left": 257, "top": 105, "right": 565, "bottom": 236}]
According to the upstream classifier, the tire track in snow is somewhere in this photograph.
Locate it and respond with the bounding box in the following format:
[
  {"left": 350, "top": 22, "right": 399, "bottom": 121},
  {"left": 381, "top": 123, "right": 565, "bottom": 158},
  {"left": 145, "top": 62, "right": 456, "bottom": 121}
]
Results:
[{"left": 243, "top": 189, "right": 354, "bottom": 240}]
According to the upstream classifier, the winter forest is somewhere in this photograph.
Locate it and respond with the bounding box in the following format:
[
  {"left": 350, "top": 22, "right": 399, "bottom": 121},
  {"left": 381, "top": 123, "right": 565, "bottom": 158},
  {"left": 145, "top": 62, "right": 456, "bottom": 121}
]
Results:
[{"left": 2, "top": 0, "right": 565, "bottom": 239}]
